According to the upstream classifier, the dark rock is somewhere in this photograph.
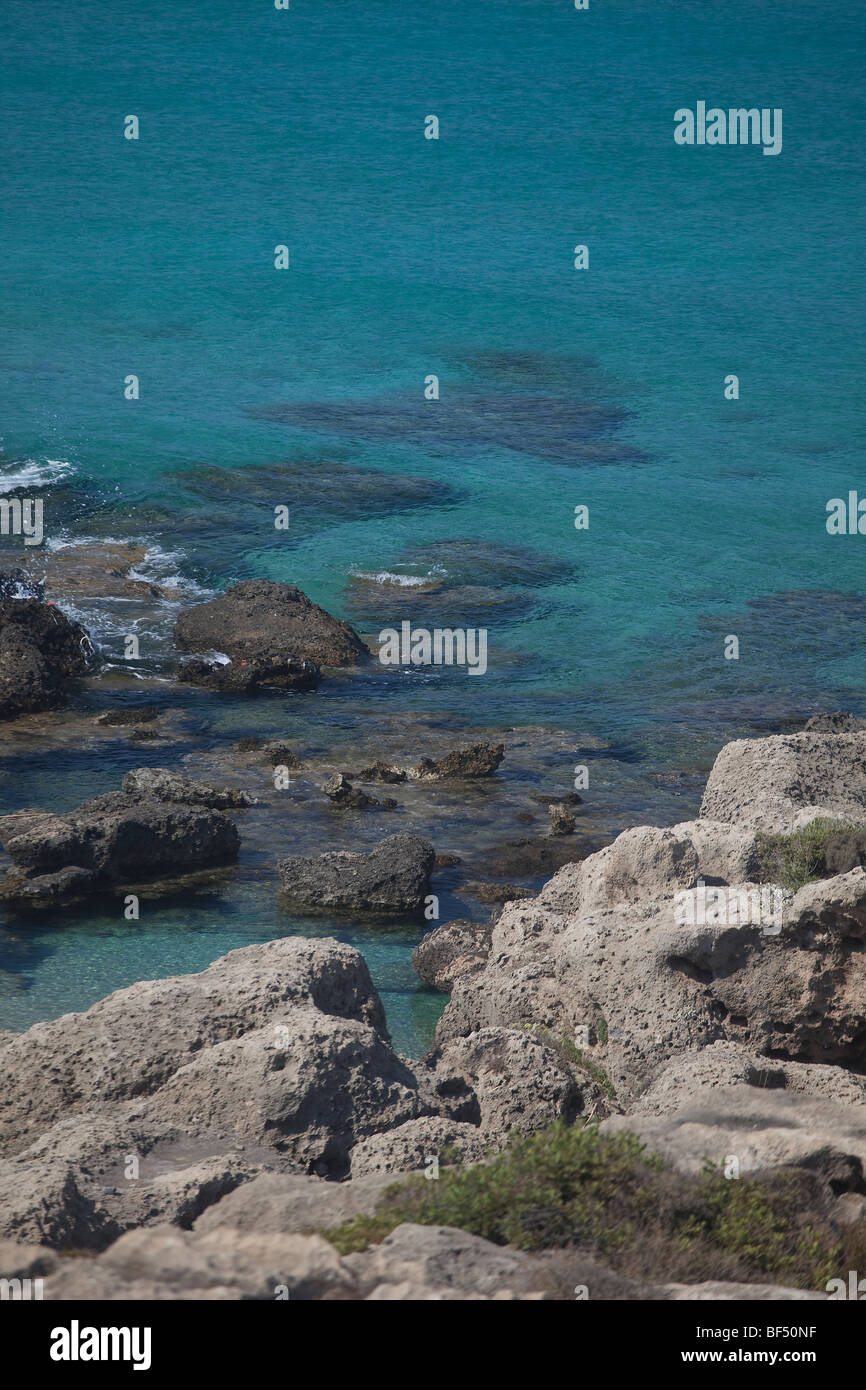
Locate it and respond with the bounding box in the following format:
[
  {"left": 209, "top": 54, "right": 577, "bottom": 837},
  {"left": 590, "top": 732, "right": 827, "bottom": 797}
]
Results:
[
  {"left": 95, "top": 706, "right": 158, "bottom": 727},
  {"left": 549, "top": 805, "right": 576, "bottom": 836},
  {"left": 414, "top": 743, "right": 504, "bottom": 779},
  {"left": 0, "top": 786, "right": 240, "bottom": 904},
  {"left": 278, "top": 833, "right": 435, "bottom": 913},
  {"left": 261, "top": 742, "right": 301, "bottom": 768},
  {"left": 122, "top": 768, "right": 255, "bottom": 809},
  {"left": 463, "top": 881, "right": 535, "bottom": 904},
  {"left": 178, "top": 656, "right": 320, "bottom": 694},
  {"left": 174, "top": 580, "right": 368, "bottom": 672},
  {"left": 322, "top": 774, "right": 372, "bottom": 810},
  {"left": 804, "top": 711, "right": 866, "bottom": 733},
  {"left": 357, "top": 760, "right": 408, "bottom": 784},
  {"left": 0, "top": 586, "right": 94, "bottom": 719},
  {"left": 478, "top": 838, "right": 590, "bottom": 878},
  {"left": 530, "top": 791, "right": 583, "bottom": 806}
]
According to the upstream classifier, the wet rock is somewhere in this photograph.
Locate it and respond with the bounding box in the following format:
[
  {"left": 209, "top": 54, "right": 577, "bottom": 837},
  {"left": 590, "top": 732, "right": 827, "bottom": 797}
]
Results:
[
  {"left": 261, "top": 741, "right": 301, "bottom": 768},
  {"left": 356, "top": 743, "right": 504, "bottom": 782},
  {"left": 412, "top": 919, "right": 494, "bottom": 992},
  {"left": 803, "top": 711, "right": 866, "bottom": 733},
  {"left": 357, "top": 760, "right": 408, "bottom": 784},
  {"left": 278, "top": 833, "right": 435, "bottom": 913},
  {"left": 174, "top": 580, "right": 368, "bottom": 672},
  {"left": 530, "top": 791, "right": 583, "bottom": 806},
  {"left": 122, "top": 767, "right": 255, "bottom": 809},
  {"left": 95, "top": 705, "right": 158, "bottom": 726},
  {"left": 463, "top": 881, "right": 535, "bottom": 904},
  {"left": 548, "top": 805, "right": 575, "bottom": 836},
  {"left": 322, "top": 773, "right": 373, "bottom": 810},
  {"left": 0, "top": 584, "right": 93, "bottom": 719},
  {"left": 178, "top": 655, "right": 320, "bottom": 694},
  {"left": 413, "top": 743, "right": 505, "bottom": 780},
  {"left": 477, "top": 837, "right": 590, "bottom": 879},
  {"left": 0, "top": 786, "right": 240, "bottom": 904}
]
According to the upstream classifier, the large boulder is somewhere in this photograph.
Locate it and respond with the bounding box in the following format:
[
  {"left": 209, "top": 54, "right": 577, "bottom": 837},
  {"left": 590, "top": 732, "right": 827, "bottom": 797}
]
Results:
[
  {"left": 700, "top": 730, "right": 866, "bottom": 832},
  {"left": 435, "top": 861, "right": 866, "bottom": 1101},
  {"left": 174, "top": 580, "right": 368, "bottom": 678},
  {"left": 423, "top": 1027, "right": 585, "bottom": 1141},
  {"left": 121, "top": 767, "right": 255, "bottom": 809},
  {"left": 0, "top": 937, "right": 388, "bottom": 1157},
  {"left": 602, "top": 1084, "right": 866, "bottom": 1185},
  {"left": 143, "top": 1009, "right": 421, "bottom": 1177},
  {"left": 0, "top": 581, "right": 93, "bottom": 719},
  {"left": 412, "top": 918, "right": 493, "bottom": 992},
  {"left": 0, "top": 937, "right": 437, "bottom": 1245},
  {"left": 278, "top": 833, "right": 435, "bottom": 913},
  {"left": 0, "top": 787, "right": 240, "bottom": 904}
]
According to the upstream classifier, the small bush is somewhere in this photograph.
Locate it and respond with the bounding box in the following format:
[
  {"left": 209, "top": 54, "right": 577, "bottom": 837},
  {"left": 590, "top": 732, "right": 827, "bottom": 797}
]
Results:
[
  {"left": 755, "top": 817, "right": 860, "bottom": 892},
  {"left": 322, "top": 1121, "right": 843, "bottom": 1289}
]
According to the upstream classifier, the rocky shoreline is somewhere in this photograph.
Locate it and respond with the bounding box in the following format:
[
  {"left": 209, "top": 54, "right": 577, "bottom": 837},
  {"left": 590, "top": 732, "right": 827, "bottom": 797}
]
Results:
[{"left": 2, "top": 568, "right": 866, "bottom": 1299}]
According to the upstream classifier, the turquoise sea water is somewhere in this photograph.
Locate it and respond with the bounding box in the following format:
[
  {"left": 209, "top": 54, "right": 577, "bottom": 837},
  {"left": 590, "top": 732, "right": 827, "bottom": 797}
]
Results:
[{"left": 1, "top": 0, "right": 865, "bottom": 1054}]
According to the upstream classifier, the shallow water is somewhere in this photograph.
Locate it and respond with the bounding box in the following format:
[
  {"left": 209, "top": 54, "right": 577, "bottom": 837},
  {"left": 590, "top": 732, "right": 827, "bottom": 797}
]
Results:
[{"left": 1, "top": 0, "right": 865, "bottom": 1053}]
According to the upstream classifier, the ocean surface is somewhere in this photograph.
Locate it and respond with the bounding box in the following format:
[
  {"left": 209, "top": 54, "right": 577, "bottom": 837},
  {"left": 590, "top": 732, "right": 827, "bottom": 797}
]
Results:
[{"left": 1, "top": 0, "right": 864, "bottom": 1055}]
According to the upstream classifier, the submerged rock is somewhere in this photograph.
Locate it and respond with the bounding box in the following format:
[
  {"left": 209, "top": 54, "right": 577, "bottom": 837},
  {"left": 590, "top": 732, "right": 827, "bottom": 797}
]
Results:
[
  {"left": 548, "top": 804, "right": 575, "bottom": 836},
  {"left": 278, "top": 833, "right": 435, "bottom": 913}
]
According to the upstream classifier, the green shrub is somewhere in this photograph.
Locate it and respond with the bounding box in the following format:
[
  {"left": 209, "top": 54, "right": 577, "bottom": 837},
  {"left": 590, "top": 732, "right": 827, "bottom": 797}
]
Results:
[
  {"left": 755, "top": 817, "right": 859, "bottom": 892},
  {"left": 322, "top": 1121, "right": 844, "bottom": 1290}
]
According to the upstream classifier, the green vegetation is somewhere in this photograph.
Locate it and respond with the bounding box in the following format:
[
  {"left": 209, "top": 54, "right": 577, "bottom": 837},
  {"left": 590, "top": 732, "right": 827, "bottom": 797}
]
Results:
[
  {"left": 521, "top": 1023, "right": 617, "bottom": 1100},
  {"left": 323, "top": 1120, "right": 854, "bottom": 1289},
  {"left": 755, "top": 817, "right": 860, "bottom": 892}
]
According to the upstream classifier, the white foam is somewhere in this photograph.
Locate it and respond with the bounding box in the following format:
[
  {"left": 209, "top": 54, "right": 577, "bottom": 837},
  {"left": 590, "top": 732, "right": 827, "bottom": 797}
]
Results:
[
  {"left": 0, "top": 458, "right": 75, "bottom": 494},
  {"left": 351, "top": 567, "right": 444, "bottom": 589}
]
